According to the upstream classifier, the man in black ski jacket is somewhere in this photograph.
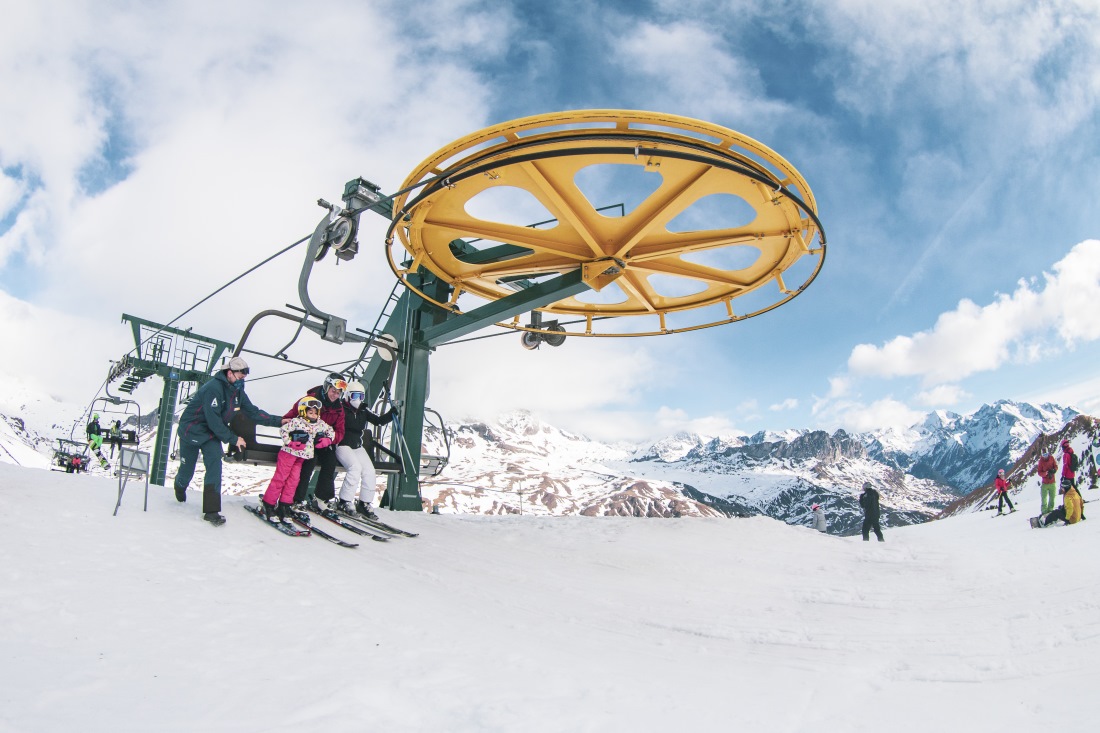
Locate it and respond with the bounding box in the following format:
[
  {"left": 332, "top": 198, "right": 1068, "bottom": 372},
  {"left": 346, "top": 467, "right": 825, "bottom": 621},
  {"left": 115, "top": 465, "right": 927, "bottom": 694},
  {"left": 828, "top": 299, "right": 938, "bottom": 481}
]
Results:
[
  {"left": 859, "top": 481, "right": 884, "bottom": 542},
  {"left": 174, "top": 356, "right": 284, "bottom": 526}
]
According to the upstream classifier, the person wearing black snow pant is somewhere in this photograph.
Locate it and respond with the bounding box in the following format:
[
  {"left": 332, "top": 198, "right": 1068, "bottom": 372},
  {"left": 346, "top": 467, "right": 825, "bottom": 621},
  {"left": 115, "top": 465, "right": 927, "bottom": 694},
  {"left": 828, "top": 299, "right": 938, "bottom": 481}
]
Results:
[
  {"left": 174, "top": 357, "right": 284, "bottom": 526},
  {"left": 859, "top": 481, "right": 884, "bottom": 542},
  {"left": 286, "top": 374, "right": 347, "bottom": 507},
  {"left": 994, "top": 469, "right": 1014, "bottom": 514}
]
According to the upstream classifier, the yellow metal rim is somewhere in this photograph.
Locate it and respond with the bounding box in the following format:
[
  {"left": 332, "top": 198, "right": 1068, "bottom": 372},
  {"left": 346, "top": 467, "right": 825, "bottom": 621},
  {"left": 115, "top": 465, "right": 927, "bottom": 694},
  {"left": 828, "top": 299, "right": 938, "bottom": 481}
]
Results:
[{"left": 386, "top": 110, "right": 825, "bottom": 338}]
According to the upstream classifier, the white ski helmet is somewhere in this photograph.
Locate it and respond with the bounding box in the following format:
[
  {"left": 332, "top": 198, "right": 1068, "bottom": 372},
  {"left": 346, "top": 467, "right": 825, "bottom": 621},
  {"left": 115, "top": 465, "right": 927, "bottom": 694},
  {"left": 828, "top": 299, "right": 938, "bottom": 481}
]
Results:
[{"left": 344, "top": 381, "right": 366, "bottom": 407}]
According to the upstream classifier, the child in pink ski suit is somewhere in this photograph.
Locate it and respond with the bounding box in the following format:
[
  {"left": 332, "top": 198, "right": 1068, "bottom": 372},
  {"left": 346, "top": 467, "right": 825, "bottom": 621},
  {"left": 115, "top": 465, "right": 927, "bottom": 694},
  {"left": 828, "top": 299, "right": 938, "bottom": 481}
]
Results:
[{"left": 261, "top": 396, "right": 335, "bottom": 523}]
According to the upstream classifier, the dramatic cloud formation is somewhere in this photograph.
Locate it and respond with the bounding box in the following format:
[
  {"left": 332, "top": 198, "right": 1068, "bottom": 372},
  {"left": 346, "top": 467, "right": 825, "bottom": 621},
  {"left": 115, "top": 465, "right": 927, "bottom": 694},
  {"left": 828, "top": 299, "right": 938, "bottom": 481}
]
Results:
[{"left": 849, "top": 240, "right": 1100, "bottom": 385}]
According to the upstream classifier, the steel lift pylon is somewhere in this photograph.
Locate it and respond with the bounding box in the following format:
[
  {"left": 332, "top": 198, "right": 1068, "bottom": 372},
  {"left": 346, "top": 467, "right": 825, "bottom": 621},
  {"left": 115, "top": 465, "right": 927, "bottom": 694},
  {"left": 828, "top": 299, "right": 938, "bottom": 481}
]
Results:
[{"left": 309, "top": 110, "right": 825, "bottom": 510}]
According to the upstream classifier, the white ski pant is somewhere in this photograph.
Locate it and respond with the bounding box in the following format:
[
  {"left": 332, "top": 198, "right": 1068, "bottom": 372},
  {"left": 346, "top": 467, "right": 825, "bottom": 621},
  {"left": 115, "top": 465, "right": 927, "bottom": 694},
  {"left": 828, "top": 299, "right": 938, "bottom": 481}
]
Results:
[{"left": 335, "top": 444, "right": 379, "bottom": 504}]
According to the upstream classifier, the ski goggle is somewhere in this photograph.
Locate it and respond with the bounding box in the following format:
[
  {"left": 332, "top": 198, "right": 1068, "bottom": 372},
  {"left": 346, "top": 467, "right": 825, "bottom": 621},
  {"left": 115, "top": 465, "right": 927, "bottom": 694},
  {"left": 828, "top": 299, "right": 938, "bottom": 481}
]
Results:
[
  {"left": 300, "top": 397, "right": 322, "bottom": 411},
  {"left": 328, "top": 379, "right": 348, "bottom": 393},
  {"left": 347, "top": 391, "right": 365, "bottom": 402}
]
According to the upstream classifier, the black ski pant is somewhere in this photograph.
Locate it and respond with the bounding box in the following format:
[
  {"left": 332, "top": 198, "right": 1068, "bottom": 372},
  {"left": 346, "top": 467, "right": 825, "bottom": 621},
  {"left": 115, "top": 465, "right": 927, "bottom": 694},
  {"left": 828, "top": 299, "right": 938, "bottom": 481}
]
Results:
[
  {"left": 293, "top": 445, "right": 339, "bottom": 503},
  {"left": 1041, "top": 507, "right": 1067, "bottom": 526},
  {"left": 997, "top": 492, "right": 1014, "bottom": 512},
  {"left": 862, "top": 515, "right": 884, "bottom": 541},
  {"left": 174, "top": 439, "right": 225, "bottom": 513}
]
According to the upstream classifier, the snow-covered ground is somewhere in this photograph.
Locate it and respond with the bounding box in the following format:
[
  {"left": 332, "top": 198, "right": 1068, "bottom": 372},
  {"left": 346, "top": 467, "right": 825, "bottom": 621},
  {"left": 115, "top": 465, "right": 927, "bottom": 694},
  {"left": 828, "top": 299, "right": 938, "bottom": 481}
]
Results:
[{"left": 1, "top": 461, "right": 1097, "bottom": 732}]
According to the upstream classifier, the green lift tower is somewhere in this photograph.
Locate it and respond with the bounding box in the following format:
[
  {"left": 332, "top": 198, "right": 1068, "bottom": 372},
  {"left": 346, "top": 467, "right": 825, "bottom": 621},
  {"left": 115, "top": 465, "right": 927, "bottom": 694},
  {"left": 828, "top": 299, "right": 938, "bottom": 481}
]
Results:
[{"left": 109, "top": 314, "right": 235, "bottom": 486}]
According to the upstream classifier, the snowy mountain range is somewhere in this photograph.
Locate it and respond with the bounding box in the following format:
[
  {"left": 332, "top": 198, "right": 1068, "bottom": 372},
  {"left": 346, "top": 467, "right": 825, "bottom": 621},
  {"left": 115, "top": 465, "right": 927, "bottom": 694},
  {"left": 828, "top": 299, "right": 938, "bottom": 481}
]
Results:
[{"left": 3, "top": 384, "right": 1092, "bottom": 536}]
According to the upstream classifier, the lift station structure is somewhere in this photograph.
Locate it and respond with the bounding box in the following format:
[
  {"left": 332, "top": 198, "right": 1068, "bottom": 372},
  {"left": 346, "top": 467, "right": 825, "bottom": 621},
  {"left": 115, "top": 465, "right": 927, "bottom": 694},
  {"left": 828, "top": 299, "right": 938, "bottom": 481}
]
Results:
[{"left": 107, "top": 110, "right": 827, "bottom": 511}]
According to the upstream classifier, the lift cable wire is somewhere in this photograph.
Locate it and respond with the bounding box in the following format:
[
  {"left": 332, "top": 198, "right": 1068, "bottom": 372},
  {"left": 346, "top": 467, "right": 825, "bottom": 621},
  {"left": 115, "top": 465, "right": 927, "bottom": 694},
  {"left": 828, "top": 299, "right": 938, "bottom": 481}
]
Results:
[
  {"left": 135, "top": 234, "right": 311, "bottom": 359},
  {"left": 78, "top": 234, "right": 312, "bottom": 439}
]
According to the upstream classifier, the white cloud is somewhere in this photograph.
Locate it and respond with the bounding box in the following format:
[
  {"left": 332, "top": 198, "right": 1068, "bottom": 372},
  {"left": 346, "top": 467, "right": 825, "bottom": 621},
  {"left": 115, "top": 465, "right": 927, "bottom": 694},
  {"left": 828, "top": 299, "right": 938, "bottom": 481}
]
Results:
[
  {"left": 769, "top": 398, "right": 798, "bottom": 411},
  {"left": 817, "top": 397, "right": 926, "bottom": 434},
  {"left": 0, "top": 289, "right": 119, "bottom": 403},
  {"left": 0, "top": 172, "right": 24, "bottom": 221},
  {"left": 826, "top": 376, "right": 850, "bottom": 399},
  {"left": 814, "top": 0, "right": 1100, "bottom": 146},
  {"left": 849, "top": 240, "right": 1100, "bottom": 384},
  {"left": 609, "top": 20, "right": 798, "bottom": 126},
  {"left": 915, "top": 384, "right": 969, "bottom": 407}
]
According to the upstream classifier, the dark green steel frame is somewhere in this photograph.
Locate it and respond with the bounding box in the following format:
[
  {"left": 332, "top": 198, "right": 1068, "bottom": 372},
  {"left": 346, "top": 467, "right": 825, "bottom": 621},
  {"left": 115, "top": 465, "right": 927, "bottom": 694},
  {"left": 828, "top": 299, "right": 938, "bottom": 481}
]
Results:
[{"left": 119, "top": 314, "right": 235, "bottom": 486}]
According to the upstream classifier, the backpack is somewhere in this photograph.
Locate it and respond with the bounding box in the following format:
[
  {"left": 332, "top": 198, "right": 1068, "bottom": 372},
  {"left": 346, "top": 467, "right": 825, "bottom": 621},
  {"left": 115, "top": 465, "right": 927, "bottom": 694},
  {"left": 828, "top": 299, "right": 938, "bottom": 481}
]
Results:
[{"left": 1070, "top": 452, "right": 1080, "bottom": 472}]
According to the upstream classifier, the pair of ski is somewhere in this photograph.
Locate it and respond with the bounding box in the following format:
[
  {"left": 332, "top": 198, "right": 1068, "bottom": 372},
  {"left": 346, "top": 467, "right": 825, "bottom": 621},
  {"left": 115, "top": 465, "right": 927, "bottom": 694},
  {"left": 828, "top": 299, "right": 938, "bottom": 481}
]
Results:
[
  {"left": 310, "top": 505, "right": 419, "bottom": 539},
  {"left": 244, "top": 504, "right": 363, "bottom": 548},
  {"left": 245, "top": 502, "right": 418, "bottom": 547},
  {"left": 308, "top": 507, "right": 393, "bottom": 543}
]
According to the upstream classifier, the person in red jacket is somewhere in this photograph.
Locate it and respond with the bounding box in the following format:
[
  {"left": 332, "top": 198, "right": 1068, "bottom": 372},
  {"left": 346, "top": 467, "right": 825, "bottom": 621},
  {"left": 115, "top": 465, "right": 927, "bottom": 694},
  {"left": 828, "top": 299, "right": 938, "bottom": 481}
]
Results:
[
  {"left": 1060, "top": 439, "right": 1078, "bottom": 489},
  {"left": 994, "top": 468, "right": 1015, "bottom": 515},
  {"left": 1060, "top": 439, "right": 1085, "bottom": 520},
  {"left": 285, "top": 373, "right": 347, "bottom": 508},
  {"left": 1036, "top": 449, "right": 1058, "bottom": 515}
]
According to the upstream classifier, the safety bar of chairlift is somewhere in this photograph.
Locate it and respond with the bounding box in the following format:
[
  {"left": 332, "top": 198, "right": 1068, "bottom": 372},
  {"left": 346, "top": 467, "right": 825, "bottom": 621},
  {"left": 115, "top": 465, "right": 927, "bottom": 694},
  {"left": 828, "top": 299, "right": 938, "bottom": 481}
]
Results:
[
  {"left": 232, "top": 308, "right": 398, "bottom": 366},
  {"left": 228, "top": 431, "right": 404, "bottom": 475}
]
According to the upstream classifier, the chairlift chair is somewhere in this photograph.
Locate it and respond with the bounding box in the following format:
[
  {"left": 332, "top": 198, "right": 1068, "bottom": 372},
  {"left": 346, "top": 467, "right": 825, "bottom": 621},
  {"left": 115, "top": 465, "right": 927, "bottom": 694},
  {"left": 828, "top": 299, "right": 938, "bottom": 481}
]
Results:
[
  {"left": 90, "top": 394, "right": 143, "bottom": 449},
  {"left": 52, "top": 438, "right": 90, "bottom": 473}
]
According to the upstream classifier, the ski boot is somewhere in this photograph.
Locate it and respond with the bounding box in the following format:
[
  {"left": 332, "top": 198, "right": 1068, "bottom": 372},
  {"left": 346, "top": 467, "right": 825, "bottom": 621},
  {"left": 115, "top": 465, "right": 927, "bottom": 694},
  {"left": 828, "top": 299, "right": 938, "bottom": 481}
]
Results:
[
  {"left": 277, "top": 502, "right": 296, "bottom": 524},
  {"left": 261, "top": 501, "right": 279, "bottom": 523},
  {"left": 355, "top": 500, "right": 378, "bottom": 520},
  {"left": 203, "top": 512, "right": 227, "bottom": 527},
  {"left": 333, "top": 499, "right": 355, "bottom": 515}
]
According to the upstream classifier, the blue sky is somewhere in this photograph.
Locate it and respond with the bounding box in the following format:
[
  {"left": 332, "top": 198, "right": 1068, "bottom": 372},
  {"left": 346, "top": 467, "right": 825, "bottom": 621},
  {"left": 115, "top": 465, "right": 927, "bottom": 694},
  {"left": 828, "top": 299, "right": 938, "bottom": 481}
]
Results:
[{"left": 2, "top": 0, "right": 1099, "bottom": 442}]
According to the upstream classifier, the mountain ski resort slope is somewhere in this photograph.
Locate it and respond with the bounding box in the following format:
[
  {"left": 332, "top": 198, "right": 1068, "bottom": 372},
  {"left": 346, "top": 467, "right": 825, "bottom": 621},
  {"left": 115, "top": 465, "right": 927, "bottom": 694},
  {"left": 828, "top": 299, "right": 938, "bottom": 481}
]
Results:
[{"left": 1, "top": 461, "right": 1096, "bottom": 732}]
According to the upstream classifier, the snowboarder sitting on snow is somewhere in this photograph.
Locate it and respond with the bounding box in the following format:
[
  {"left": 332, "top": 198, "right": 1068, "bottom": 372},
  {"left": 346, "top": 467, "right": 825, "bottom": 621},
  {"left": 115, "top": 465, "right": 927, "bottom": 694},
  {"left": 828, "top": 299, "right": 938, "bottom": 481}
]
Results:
[
  {"left": 174, "top": 356, "right": 285, "bottom": 526},
  {"left": 994, "top": 469, "right": 1015, "bottom": 515},
  {"left": 859, "top": 482, "right": 884, "bottom": 542},
  {"left": 1036, "top": 448, "right": 1058, "bottom": 515},
  {"left": 260, "top": 396, "right": 335, "bottom": 524},
  {"left": 85, "top": 413, "right": 110, "bottom": 469},
  {"left": 333, "top": 380, "right": 394, "bottom": 520},
  {"left": 811, "top": 503, "right": 826, "bottom": 533},
  {"left": 286, "top": 373, "right": 347, "bottom": 511},
  {"left": 1038, "top": 482, "right": 1083, "bottom": 527}
]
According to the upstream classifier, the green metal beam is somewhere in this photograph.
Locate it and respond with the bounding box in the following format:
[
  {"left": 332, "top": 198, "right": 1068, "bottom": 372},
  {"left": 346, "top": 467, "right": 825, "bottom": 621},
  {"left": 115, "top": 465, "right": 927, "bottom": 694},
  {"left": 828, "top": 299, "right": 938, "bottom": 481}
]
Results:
[
  {"left": 420, "top": 269, "right": 590, "bottom": 347},
  {"left": 118, "top": 314, "right": 236, "bottom": 486}
]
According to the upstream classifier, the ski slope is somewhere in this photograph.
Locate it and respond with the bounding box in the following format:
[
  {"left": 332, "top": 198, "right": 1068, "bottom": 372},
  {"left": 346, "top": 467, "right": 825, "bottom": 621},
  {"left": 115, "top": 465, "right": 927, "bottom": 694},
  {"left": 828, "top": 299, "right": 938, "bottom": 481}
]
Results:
[{"left": 0, "top": 462, "right": 1096, "bottom": 732}]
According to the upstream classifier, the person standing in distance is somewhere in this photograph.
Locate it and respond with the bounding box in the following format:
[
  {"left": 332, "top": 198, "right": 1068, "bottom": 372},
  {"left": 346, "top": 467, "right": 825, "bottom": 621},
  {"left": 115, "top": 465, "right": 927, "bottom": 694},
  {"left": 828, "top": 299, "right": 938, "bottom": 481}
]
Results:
[
  {"left": 1060, "top": 438, "right": 1085, "bottom": 520},
  {"left": 994, "top": 468, "right": 1015, "bottom": 514},
  {"left": 811, "top": 503, "right": 827, "bottom": 533},
  {"left": 1036, "top": 448, "right": 1058, "bottom": 515},
  {"left": 859, "top": 482, "right": 884, "bottom": 542},
  {"left": 174, "top": 356, "right": 284, "bottom": 526}
]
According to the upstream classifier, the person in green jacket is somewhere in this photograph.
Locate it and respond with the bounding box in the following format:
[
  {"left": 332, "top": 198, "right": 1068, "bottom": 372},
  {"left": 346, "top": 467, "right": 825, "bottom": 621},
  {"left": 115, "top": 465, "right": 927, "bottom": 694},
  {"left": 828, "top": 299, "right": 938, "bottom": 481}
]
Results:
[
  {"left": 108, "top": 420, "right": 122, "bottom": 458},
  {"left": 86, "top": 414, "right": 109, "bottom": 469},
  {"left": 173, "top": 357, "right": 284, "bottom": 526}
]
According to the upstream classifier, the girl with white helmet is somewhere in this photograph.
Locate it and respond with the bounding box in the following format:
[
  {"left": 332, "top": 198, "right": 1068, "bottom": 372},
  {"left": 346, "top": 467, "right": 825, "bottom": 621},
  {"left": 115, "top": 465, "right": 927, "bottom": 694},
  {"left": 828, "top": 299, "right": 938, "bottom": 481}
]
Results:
[{"left": 333, "top": 380, "right": 394, "bottom": 520}]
